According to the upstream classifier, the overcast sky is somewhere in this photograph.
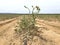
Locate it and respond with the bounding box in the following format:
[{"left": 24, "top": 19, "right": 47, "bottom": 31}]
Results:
[{"left": 0, "top": 0, "right": 60, "bottom": 14}]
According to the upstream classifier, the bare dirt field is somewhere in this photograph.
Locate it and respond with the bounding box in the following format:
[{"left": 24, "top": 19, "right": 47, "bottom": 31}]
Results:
[{"left": 0, "top": 15, "right": 60, "bottom": 45}]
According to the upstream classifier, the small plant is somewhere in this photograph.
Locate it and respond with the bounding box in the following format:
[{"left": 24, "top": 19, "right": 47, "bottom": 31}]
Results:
[
  {"left": 24, "top": 5, "right": 40, "bottom": 26},
  {"left": 14, "top": 6, "right": 40, "bottom": 45},
  {"left": 32, "top": 6, "right": 40, "bottom": 26}
]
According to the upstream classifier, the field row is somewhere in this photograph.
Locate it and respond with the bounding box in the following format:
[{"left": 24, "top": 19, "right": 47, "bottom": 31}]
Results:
[{"left": 0, "top": 14, "right": 60, "bottom": 21}]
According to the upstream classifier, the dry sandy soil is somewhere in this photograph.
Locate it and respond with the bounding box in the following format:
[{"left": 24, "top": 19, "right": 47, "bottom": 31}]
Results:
[{"left": 0, "top": 17, "right": 60, "bottom": 45}]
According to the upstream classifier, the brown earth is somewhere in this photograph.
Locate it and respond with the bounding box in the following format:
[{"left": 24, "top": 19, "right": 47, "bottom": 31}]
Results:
[{"left": 0, "top": 17, "right": 60, "bottom": 45}]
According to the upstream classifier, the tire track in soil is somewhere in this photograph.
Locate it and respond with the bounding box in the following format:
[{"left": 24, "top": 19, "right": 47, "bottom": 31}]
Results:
[
  {"left": 36, "top": 19, "right": 60, "bottom": 34},
  {"left": 35, "top": 18, "right": 60, "bottom": 45},
  {"left": 0, "top": 17, "right": 18, "bottom": 45}
]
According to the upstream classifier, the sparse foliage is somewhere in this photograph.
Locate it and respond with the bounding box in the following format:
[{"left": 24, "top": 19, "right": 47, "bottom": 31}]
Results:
[
  {"left": 32, "top": 6, "right": 40, "bottom": 26},
  {"left": 15, "top": 6, "right": 40, "bottom": 45}
]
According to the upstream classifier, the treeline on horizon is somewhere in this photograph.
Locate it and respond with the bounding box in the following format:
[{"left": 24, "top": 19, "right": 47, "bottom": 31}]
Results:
[{"left": 0, "top": 13, "right": 60, "bottom": 15}]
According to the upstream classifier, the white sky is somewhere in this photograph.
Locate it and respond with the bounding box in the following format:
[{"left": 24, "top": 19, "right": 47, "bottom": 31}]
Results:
[{"left": 0, "top": 0, "right": 60, "bottom": 14}]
